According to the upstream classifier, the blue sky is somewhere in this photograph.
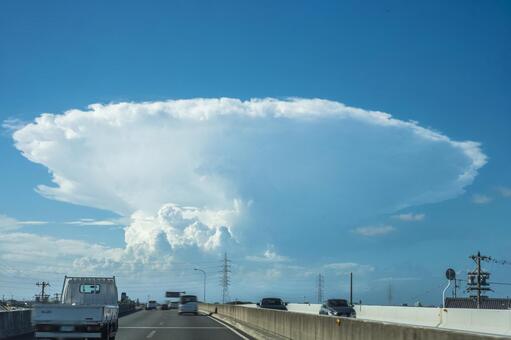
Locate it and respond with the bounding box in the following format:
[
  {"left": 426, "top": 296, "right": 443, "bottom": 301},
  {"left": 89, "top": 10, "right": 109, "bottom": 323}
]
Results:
[{"left": 0, "top": 0, "right": 510, "bottom": 305}]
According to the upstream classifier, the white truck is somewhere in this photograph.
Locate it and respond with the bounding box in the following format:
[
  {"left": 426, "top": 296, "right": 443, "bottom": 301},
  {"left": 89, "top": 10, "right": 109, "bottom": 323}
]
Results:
[{"left": 32, "top": 276, "right": 119, "bottom": 339}]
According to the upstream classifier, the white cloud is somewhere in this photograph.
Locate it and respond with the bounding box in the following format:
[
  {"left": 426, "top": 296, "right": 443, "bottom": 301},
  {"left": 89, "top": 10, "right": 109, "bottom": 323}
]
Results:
[
  {"left": 0, "top": 231, "right": 124, "bottom": 274},
  {"left": 0, "top": 214, "right": 47, "bottom": 231},
  {"left": 472, "top": 194, "right": 492, "bottom": 204},
  {"left": 323, "top": 262, "right": 375, "bottom": 275},
  {"left": 393, "top": 213, "right": 425, "bottom": 222},
  {"left": 9, "top": 98, "right": 487, "bottom": 268},
  {"left": 497, "top": 187, "right": 511, "bottom": 198},
  {"left": 353, "top": 225, "right": 396, "bottom": 237},
  {"left": 246, "top": 245, "right": 289, "bottom": 263},
  {"left": 66, "top": 219, "right": 119, "bottom": 226}
]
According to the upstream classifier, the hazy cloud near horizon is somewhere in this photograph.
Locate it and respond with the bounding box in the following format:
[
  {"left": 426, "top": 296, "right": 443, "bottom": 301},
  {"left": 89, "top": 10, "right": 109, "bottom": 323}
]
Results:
[{"left": 7, "top": 97, "right": 486, "bottom": 274}]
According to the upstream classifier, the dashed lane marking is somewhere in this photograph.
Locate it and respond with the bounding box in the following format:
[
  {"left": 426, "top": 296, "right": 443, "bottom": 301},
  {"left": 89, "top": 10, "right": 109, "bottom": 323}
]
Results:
[{"left": 146, "top": 330, "right": 156, "bottom": 338}]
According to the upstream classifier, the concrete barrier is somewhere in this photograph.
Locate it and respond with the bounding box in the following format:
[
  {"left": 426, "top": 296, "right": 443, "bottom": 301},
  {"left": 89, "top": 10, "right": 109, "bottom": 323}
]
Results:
[
  {"left": 0, "top": 310, "right": 33, "bottom": 339},
  {"left": 200, "top": 303, "right": 509, "bottom": 340}
]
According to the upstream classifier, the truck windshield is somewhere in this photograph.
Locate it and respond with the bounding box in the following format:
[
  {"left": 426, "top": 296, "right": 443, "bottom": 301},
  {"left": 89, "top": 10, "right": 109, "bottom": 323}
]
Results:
[
  {"left": 180, "top": 295, "right": 197, "bottom": 304},
  {"left": 79, "top": 284, "right": 100, "bottom": 294}
]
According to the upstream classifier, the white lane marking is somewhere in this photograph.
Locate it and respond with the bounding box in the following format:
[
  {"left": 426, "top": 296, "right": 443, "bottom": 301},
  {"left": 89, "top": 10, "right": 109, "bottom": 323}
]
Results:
[
  {"left": 146, "top": 330, "right": 156, "bottom": 338},
  {"left": 120, "top": 326, "right": 225, "bottom": 329},
  {"left": 206, "top": 314, "right": 250, "bottom": 340}
]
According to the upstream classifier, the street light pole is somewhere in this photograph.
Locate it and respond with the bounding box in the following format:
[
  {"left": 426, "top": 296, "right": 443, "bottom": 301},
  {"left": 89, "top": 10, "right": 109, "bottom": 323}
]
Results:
[{"left": 194, "top": 268, "right": 207, "bottom": 302}]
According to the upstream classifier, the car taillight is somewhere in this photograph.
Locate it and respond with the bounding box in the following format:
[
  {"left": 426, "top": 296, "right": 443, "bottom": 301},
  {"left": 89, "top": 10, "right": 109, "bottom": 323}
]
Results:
[
  {"left": 36, "top": 324, "right": 58, "bottom": 331},
  {"left": 86, "top": 325, "right": 102, "bottom": 332}
]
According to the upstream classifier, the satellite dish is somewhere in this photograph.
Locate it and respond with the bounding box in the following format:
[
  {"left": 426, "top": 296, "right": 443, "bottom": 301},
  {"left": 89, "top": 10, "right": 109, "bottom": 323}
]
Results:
[{"left": 445, "top": 268, "right": 456, "bottom": 281}]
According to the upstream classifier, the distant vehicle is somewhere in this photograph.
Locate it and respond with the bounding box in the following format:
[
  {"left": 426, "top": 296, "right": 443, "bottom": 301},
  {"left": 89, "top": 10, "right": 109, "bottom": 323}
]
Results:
[
  {"left": 319, "top": 299, "right": 356, "bottom": 317},
  {"left": 170, "top": 301, "right": 179, "bottom": 309},
  {"left": 257, "top": 297, "right": 288, "bottom": 311},
  {"left": 178, "top": 295, "right": 198, "bottom": 315},
  {"left": 146, "top": 300, "right": 157, "bottom": 310},
  {"left": 32, "top": 276, "right": 119, "bottom": 340},
  {"left": 160, "top": 303, "right": 169, "bottom": 310}
]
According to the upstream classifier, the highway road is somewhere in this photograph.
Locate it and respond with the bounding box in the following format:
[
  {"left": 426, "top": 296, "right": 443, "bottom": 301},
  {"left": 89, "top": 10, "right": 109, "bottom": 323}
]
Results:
[{"left": 13, "top": 309, "right": 252, "bottom": 340}]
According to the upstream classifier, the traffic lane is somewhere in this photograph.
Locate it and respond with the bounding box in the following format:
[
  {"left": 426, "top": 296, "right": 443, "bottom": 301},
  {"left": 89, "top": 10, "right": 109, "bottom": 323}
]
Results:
[
  {"left": 117, "top": 309, "right": 250, "bottom": 340},
  {"left": 8, "top": 309, "right": 149, "bottom": 340}
]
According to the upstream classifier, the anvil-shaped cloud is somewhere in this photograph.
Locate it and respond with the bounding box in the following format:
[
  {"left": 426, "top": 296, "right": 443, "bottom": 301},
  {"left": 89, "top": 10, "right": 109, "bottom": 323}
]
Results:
[{"left": 12, "top": 98, "right": 486, "bottom": 263}]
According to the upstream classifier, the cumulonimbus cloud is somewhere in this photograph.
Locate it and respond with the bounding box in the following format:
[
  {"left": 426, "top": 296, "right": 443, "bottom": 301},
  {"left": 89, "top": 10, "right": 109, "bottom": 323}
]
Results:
[{"left": 10, "top": 97, "right": 487, "bottom": 262}]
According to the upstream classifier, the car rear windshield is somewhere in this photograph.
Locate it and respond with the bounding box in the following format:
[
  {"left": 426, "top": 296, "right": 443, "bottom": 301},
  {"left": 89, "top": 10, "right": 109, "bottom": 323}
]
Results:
[
  {"left": 261, "top": 298, "right": 282, "bottom": 305},
  {"left": 148, "top": 300, "right": 156, "bottom": 304},
  {"left": 328, "top": 299, "right": 348, "bottom": 307},
  {"left": 180, "top": 295, "right": 197, "bottom": 303}
]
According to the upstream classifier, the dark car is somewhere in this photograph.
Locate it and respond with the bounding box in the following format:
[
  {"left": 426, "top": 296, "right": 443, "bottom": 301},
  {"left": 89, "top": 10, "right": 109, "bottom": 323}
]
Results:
[
  {"left": 160, "top": 303, "right": 169, "bottom": 310},
  {"left": 257, "top": 298, "right": 287, "bottom": 311},
  {"left": 319, "top": 299, "right": 356, "bottom": 317}
]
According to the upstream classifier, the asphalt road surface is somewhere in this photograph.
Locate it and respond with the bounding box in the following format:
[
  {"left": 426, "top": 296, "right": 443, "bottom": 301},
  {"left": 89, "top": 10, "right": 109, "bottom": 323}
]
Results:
[{"left": 13, "top": 309, "right": 252, "bottom": 340}]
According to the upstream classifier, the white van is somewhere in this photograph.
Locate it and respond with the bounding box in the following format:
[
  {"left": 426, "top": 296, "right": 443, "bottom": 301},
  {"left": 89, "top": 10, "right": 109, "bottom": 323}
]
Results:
[
  {"left": 178, "top": 295, "right": 198, "bottom": 315},
  {"left": 146, "top": 300, "right": 157, "bottom": 310}
]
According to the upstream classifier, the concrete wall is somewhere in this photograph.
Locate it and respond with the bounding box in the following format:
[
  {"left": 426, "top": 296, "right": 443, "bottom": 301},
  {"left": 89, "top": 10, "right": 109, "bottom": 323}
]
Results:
[
  {"left": 0, "top": 310, "right": 33, "bottom": 339},
  {"left": 250, "top": 303, "right": 511, "bottom": 336},
  {"left": 201, "top": 303, "right": 508, "bottom": 340}
]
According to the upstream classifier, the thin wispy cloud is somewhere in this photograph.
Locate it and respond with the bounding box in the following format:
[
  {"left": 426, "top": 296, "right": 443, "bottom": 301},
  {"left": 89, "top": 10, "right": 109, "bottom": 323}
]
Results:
[
  {"left": 497, "top": 187, "right": 511, "bottom": 198},
  {"left": 472, "top": 194, "right": 492, "bottom": 205},
  {"left": 393, "top": 213, "right": 425, "bottom": 222},
  {"left": 0, "top": 214, "right": 47, "bottom": 231},
  {"left": 66, "top": 219, "right": 119, "bottom": 226},
  {"left": 353, "top": 225, "right": 396, "bottom": 237}
]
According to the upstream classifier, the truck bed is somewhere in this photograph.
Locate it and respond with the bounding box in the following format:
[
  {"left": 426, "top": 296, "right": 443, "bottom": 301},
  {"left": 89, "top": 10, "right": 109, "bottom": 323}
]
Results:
[{"left": 32, "top": 304, "right": 118, "bottom": 324}]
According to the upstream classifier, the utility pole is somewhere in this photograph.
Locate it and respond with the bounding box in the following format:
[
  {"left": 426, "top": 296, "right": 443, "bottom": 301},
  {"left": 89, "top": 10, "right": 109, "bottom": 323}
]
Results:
[
  {"left": 387, "top": 281, "right": 393, "bottom": 306},
  {"left": 36, "top": 282, "right": 50, "bottom": 303},
  {"left": 350, "top": 272, "right": 353, "bottom": 306},
  {"left": 316, "top": 274, "right": 324, "bottom": 303},
  {"left": 453, "top": 279, "right": 459, "bottom": 298},
  {"left": 467, "top": 251, "right": 492, "bottom": 308},
  {"left": 219, "top": 253, "right": 231, "bottom": 303}
]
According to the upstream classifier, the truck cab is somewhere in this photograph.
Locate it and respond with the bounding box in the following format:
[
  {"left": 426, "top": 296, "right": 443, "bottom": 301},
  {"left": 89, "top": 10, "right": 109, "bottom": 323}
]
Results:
[{"left": 33, "top": 276, "right": 119, "bottom": 339}]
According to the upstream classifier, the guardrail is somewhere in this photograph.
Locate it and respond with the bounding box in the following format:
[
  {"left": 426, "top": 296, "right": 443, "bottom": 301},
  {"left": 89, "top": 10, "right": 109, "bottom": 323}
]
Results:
[
  {"left": 0, "top": 310, "right": 32, "bottom": 339},
  {"left": 200, "top": 303, "right": 509, "bottom": 340}
]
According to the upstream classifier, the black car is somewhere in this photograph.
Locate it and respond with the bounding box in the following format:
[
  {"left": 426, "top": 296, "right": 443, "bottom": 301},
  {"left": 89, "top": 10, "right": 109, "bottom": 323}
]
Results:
[
  {"left": 257, "top": 297, "right": 287, "bottom": 311},
  {"left": 160, "top": 303, "right": 169, "bottom": 310},
  {"left": 319, "top": 299, "right": 356, "bottom": 317}
]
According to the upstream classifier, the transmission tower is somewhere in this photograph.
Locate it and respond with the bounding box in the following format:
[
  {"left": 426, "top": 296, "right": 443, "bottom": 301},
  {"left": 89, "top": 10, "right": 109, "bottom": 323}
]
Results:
[
  {"left": 219, "top": 252, "right": 231, "bottom": 303},
  {"left": 316, "top": 273, "right": 324, "bottom": 303}
]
